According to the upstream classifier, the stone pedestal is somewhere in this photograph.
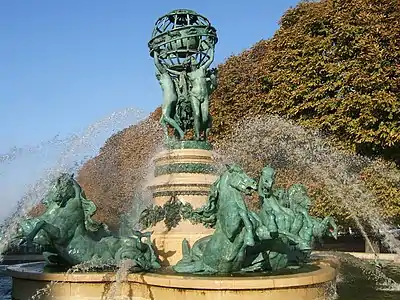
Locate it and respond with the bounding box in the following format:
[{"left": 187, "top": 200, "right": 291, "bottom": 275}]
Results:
[
  {"left": 147, "top": 144, "right": 218, "bottom": 266},
  {"left": 7, "top": 260, "right": 339, "bottom": 300}
]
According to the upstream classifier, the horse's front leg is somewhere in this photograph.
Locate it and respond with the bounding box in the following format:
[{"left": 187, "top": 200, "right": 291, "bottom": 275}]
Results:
[
  {"left": 225, "top": 228, "right": 247, "bottom": 262},
  {"left": 238, "top": 209, "right": 255, "bottom": 246},
  {"left": 24, "top": 221, "right": 62, "bottom": 246},
  {"left": 19, "top": 221, "right": 42, "bottom": 247},
  {"left": 249, "top": 212, "right": 277, "bottom": 241}
]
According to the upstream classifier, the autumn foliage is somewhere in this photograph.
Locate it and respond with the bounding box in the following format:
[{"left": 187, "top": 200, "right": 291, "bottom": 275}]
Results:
[
  {"left": 77, "top": 109, "right": 163, "bottom": 228},
  {"left": 210, "top": 0, "right": 400, "bottom": 161},
  {"left": 77, "top": 0, "right": 400, "bottom": 229}
]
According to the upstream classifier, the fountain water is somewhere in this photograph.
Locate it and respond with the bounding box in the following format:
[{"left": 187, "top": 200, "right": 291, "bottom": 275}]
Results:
[
  {"left": 212, "top": 116, "right": 400, "bottom": 255},
  {"left": 0, "top": 107, "right": 148, "bottom": 260},
  {"left": 1, "top": 8, "right": 399, "bottom": 300}
]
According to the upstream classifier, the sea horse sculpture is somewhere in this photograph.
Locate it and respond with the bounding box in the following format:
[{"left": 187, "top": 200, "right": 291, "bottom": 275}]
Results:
[
  {"left": 16, "top": 173, "right": 160, "bottom": 270},
  {"left": 173, "top": 165, "right": 338, "bottom": 274},
  {"left": 173, "top": 164, "right": 259, "bottom": 274}
]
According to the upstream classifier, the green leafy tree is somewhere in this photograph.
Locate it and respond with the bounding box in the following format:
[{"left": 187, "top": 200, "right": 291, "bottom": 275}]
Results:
[{"left": 76, "top": 0, "right": 400, "bottom": 229}]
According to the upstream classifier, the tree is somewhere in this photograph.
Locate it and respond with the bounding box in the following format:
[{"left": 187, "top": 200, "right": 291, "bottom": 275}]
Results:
[{"left": 77, "top": 0, "right": 400, "bottom": 230}]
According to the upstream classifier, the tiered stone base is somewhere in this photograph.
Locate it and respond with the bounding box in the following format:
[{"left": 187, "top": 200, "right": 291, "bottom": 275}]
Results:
[
  {"left": 7, "top": 259, "right": 338, "bottom": 300},
  {"left": 147, "top": 142, "right": 218, "bottom": 265}
]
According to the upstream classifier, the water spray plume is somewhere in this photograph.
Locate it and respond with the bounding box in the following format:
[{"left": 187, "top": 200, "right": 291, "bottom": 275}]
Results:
[
  {"left": 213, "top": 115, "right": 400, "bottom": 256},
  {"left": 0, "top": 107, "right": 148, "bottom": 261}
]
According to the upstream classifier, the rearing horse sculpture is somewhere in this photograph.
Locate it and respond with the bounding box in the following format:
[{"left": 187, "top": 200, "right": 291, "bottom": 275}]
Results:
[
  {"left": 174, "top": 165, "right": 339, "bottom": 274},
  {"left": 19, "top": 173, "right": 160, "bottom": 270},
  {"left": 173, "top": 164, "right": 258, "bottom": 274},
  {"left": 243, "top": 167, "right": 338, "bottom": 271}
]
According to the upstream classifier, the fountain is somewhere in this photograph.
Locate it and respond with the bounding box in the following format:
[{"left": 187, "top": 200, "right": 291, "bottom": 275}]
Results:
[{"left": 3, "top": 9, "right": 340, "bottom": 300}]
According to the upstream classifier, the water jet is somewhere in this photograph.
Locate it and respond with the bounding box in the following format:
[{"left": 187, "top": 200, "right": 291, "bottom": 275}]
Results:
[{"left": 7, "top": 8, "right": 397, "bottom": 300}]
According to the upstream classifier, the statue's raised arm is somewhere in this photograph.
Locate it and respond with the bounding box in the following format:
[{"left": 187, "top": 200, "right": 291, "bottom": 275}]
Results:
[
  {"left": 153, "top": 51, "right": 167, "bottom": 74},
  {"left": 149, "top": 10, "right": 218, "bottom": 142},
  {"left": 155, "top": 51, "right": 182, "bottom": 76},
  {"left": 202, "top": 47, "right": 215, "bottom": 70}
]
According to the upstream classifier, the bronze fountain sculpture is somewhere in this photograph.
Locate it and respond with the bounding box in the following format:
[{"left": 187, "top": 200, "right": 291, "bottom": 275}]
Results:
[
  {"left": 4, "top": 9, "right": 339, "bottom": 300},
  {"left": 7, "top": 7, "right": 337, "bottom": 274},
  {"left": 149, "top": 8, "right": 218, "bottom": 142}
]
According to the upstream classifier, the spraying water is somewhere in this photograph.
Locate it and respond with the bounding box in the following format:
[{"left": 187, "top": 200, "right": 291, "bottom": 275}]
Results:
[
  {"left": 315, "top": 252, "right": 400, "bottom": 291},
  {"left": 2, "top": 111, "right": 400, "bottom": 298},
  {"left": 111, "top": 117, "right": 163, "bottom": 232},
  {"left": 0, "top": 135, "right": 75, "bottom": 165},
  {"left": 0, "top": 107, "right": 148, "bottom": 260},
  {"left": 213, "top": 115, "right": 400, "bottom": 255}
]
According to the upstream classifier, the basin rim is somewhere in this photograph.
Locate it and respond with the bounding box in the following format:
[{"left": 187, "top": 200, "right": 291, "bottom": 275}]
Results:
[{"left": 6, "top": 259, "right": 338, "bottom": 290}]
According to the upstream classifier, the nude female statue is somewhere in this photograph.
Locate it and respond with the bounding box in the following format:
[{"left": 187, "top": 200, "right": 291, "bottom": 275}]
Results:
[
  {"left": 153, "top": 51, "right": 185, "bottom": 139},
  {"left": 186, "top": 48, "right": 215, "bottom": 140}
]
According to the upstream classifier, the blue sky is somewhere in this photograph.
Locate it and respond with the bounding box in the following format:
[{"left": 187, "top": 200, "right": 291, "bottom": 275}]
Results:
[
  {"left": 0, "top": 0, "right": 300, "bottom": 154},
  {"left": 0, "top": 1, "right": 303, "bottom": 222}
]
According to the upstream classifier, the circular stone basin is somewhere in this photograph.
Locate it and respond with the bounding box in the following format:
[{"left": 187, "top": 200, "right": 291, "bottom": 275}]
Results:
[{"left": 6, "top": 259, "right": 338, "bottom": 300}]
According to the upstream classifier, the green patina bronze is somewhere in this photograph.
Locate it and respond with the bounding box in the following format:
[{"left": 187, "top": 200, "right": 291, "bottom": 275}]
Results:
[
  {"left": 12, "top": 173, "right": 161, "bottom": 271},
  {"left": 140, "top": 163, "right": 337, "bottom": 272},
  {"left": 164, "top": 139, "right": 213, "bottom": 150},
  {"left": 151, "top": 190, "right": 210, "bottom": 198},
  {"left": 168, "top": 164, "right": 338, "bottom": 274},
  {"left": 149, "top": 9, "right": 218, "bottom": 142},
  {"left": 9, "top": 9, "right": 338, "bottom": 276},
  {"left": 154, "top": 163, "right": 217, "bottom": 176},
  {"left": 139, "top": 196, "right": 193, "bottom": 231}
]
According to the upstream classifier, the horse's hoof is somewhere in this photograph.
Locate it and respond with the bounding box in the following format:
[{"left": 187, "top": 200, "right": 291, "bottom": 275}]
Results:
[
  {"left": 270, "top": 232, "right": 279, "bottom": 239},
  {"left": 244, "top": 234, "right": 256, "bottom": 247},
  {"left": 245, "top": 239, "right": 256, "bottom": 247}
]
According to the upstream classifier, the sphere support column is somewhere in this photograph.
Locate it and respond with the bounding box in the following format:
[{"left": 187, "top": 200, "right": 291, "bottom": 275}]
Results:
[{"left": 146, "top": 142, "right": 217, "bottom": 265}]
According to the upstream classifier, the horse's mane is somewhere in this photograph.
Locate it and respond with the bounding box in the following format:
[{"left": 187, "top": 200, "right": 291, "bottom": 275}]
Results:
[
  {"left": 188, "top": 177, "right": 220, "bottom": 228},
  {"left": 70, "top": 177, "right": 108, "bottom": 233},
  {"left": 190, "top": 165, "right": 246, "bottom": 228}
]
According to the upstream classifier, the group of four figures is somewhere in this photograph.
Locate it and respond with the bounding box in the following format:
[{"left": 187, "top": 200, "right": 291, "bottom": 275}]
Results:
[{"left": 154, "top": 47, "right": 217, "bottom": 141}]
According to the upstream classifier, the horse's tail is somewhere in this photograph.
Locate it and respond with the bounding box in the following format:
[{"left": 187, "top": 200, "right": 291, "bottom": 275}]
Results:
[{"left": 189, "top": 178, "right": 220, "bottom": 228}]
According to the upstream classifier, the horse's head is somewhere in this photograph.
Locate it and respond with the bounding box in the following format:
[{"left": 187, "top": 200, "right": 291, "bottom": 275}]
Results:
[
  {"left": 224, "top": 164, "right": 257, "bottom": 195},
  {"left": 312, "top": 216, "right": 339, "bottom": 241},
  {"left": 50, "top": 173, "right": 76, "bottom": 205},
  {"left": 260, "top": 166, "right": 276, "bottom": 191},
  {"left": 326, "top": 218, "right": 338, "bottom": 240},
  {"left": 287, "top": 184, "right": 312, "bottom": 211}
]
